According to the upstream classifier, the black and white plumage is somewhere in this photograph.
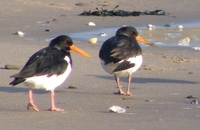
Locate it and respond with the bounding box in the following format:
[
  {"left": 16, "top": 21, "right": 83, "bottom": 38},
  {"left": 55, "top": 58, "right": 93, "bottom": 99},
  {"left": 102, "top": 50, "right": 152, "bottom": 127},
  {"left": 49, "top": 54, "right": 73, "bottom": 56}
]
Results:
[
  {"left": 9, "top": 35, "right": 91, "bottom": 111},
  {"left": 99, "top": 26, "right": 155, "bottom": 96}
]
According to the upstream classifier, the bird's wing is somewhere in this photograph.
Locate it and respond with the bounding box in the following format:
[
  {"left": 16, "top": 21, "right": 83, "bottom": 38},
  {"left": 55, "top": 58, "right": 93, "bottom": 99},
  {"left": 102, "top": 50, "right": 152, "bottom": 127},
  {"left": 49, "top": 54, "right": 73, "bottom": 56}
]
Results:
[
  {"left": 113, "top": 60, "right": 136, "bottom": 72},
  {"left": 110, "top": 38, "right": 141, "bottom": 60},
  {"left": 99, "top": 36, "right": 142, "bottom": 64},
  {"left": 10, "top": 47, "right": 69, "bottom": 78},
  {"left": 99, "top": 36, "right": 121, "bottom": 64}
]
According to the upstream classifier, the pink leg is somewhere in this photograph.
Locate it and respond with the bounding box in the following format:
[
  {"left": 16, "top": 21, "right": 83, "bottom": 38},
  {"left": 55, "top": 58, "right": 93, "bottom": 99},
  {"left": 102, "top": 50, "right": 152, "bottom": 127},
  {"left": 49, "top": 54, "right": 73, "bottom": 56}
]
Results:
[
  {"left": 27, "top": 88, "right": 39, "bottom": 112},
  {"left": 114, "top": 75, "right": 125, "bottom": 95},
  {"left": 124, "top": 74, "right": 132, "bottom": 96},
  {"left": 49, "top": 90, "right": 64, "bottom": 112}
]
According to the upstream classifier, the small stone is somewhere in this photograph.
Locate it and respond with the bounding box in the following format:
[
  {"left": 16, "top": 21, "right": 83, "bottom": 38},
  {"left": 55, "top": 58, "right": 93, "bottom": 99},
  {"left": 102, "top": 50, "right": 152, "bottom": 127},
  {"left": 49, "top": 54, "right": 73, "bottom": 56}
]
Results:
[
  {"left": 191, "top": 100, "right": 198, "bottom": 104},
  {"left": 75, "top": 3, "right": 89, "bottom": 6},
  {"left": 52, "top": 19, "right": 58, "bottom": 23},
  {"left": 45, "top": 29, "right": 51, "bottom": 32},
  {"left": 5, "top": 64, "right": 22, "bottom": 70},
  {"left": 88, "top": 38, "right": 98, "bottom": 44},
  {"left": 61, "top": 14, "right": 67, "bottom": 17},
  {"left": 145, "top": 100, "right": 154, "bottom": 102},
  {"left": 15, "top": 31, "right": 24, "bottom": 37},
  {"left": 88, "top": 22, "right": 96, "bottom": 26},
  {"left": 99, "top": 32, "right": 106, "bottom": 36},
  {"left": 164, "top": 24, "right": 171, "bottom": 27},
  {"left": 187, "top": 95, "right": 196, "bottom": 99},
  {"left": 188, "top": 72, "right": 193, "bottom": 74},
  {"left": 68, "top": 86, "right": 78, "bottom": 89},
  {"left": 52, "top": 19, "right": 57, "bottom": 22}
]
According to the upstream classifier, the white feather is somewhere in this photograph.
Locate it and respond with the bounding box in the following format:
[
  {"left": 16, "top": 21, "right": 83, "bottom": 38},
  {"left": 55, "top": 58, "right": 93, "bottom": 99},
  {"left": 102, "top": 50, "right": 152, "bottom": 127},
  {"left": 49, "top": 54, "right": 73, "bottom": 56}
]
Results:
[
  {"left": 100, "top": 55, "right": 142, "bottom": 76},
  {"left": 24, "top": 56, "right": 72, "bottom": 90}
]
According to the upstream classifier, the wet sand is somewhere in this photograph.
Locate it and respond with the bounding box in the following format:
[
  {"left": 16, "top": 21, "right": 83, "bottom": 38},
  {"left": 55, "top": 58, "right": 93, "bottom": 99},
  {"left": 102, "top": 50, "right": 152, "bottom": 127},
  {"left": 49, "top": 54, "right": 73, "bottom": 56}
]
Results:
[{"left": 0, "top": 0, "right": 200, "bottom": 130}]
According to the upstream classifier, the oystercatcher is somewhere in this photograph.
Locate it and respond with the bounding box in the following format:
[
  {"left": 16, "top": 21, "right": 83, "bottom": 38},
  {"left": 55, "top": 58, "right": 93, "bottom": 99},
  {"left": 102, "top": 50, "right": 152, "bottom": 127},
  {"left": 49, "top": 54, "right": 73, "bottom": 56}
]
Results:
[
  {"left": 9, "top": 35, "right": 91, "bottom": 112},
  {"left": 99, "top": 26, "right": 155, "bottom": 96}
]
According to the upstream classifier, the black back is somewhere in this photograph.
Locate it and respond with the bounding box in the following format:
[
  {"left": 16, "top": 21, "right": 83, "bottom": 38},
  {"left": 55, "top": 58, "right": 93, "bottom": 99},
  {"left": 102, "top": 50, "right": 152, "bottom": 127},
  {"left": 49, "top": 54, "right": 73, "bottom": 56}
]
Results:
[
  {"left": 9, "top": 35, "right": 73, "bottom": 86},
  {"left": 99, "top": 26, "right": 142, "bottom": 65}
]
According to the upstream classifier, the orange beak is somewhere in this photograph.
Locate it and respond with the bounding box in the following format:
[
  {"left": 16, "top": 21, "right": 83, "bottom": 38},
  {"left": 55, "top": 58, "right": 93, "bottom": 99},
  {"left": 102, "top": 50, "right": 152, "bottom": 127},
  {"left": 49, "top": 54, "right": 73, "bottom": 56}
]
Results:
[
  {"left": 136, "top": 35, "right": 156, "bottom": 46},
  {"left": 70, "top": 45, "right": 91, "bottom": 58}
]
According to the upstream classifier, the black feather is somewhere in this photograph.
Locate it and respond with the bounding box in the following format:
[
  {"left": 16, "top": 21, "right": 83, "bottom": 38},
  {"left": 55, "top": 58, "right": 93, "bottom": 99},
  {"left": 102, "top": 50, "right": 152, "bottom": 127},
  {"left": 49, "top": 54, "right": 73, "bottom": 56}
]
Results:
[
  {"left": 99, "top": 35, "right": 142, "bottom": 64},
  {"left": 9, "top": 47, "right": 71, "bottom": 86},
  {"left": 9, "top": 78, "right": 25, "bottom": 86},
  {"left": 113, "top": 61, "right": 135, "bottom": 72}
]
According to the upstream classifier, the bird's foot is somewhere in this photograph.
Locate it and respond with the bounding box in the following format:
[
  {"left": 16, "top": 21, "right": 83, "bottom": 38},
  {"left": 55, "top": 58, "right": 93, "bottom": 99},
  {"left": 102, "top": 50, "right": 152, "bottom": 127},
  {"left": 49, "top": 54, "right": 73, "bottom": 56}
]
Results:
[
  {"left": 124, "top": 91, "right": 132, "bottom": 96},
  {"left": 49, "top": 107, "right": 64, "bottom": 112},
  {"left": 114, "top": 90, "right": 125, "bottom": 95},
  {"left": 27, "top": 102, "right": 39, "bottom": 112}
]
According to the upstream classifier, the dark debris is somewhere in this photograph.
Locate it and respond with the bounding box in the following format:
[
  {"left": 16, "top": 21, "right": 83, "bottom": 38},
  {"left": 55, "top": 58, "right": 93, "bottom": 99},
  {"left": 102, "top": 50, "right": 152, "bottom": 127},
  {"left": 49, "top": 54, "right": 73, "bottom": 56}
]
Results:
[{"left": 80, "top": 6, "right": 168, "bottom": 17}]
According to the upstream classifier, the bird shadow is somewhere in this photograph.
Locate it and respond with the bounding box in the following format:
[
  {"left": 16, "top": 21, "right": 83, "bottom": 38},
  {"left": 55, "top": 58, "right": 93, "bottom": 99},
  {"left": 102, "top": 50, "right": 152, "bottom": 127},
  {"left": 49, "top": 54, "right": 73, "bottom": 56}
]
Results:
[
  {"left": 0, "top": 86, "right": 62, "bottom": 94},
  {"left": 1, "top": 75, "right": 198, "bottom": 94},
  {"left": 88, "top": 75, "right": 199, "bottom": 84}
]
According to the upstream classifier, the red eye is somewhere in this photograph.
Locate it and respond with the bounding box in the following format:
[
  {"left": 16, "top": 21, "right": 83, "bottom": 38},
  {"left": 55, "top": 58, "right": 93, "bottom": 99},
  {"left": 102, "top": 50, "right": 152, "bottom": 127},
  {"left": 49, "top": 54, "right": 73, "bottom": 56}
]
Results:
[{"left": 63, "top": 40, "right": 67, "bottom": 44}]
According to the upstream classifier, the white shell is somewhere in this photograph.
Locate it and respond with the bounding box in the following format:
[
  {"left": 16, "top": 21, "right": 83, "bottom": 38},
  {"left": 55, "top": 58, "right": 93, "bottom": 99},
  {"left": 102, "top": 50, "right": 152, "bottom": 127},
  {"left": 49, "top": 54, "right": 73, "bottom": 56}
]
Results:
[
  {"left": 99, "top": 32, "right": 106, "bottom": 36},
  {"left": 88, "top": 22, "right": 96, "bottom": 26},
  {"left": 109, "top": 106, "right": 126, "bottom": 113},
  {"left": 178, "top": 37, "right": 190, "bottom": 46},
  {"left": 15, "top": 31, "right": 24, "bottom": 37},
  {"left": 88, "top": 37, "right": 98, "bottom": 44},
  {"left": 192, "top": 47, "right": 200, "bottom": 50},
  {"left": 147, "top": 24, "right": 155, "bottom": 28},
  {"left": 178, "top": 25, "right": 183, "bottom": 29}
]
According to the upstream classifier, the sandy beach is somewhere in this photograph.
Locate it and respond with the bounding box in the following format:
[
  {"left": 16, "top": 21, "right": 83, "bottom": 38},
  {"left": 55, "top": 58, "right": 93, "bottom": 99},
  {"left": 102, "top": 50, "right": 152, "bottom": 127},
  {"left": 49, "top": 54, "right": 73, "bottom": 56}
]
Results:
[{"left": 0, "top": 0, "right": 200, "bottom": 130}]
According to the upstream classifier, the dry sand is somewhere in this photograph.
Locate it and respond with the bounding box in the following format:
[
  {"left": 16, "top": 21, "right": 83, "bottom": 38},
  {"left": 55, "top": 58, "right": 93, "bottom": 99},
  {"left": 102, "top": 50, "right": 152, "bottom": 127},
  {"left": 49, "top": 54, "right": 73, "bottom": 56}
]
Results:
[{"left": 0, "top": 0, "right": 200, "bottom": 130}]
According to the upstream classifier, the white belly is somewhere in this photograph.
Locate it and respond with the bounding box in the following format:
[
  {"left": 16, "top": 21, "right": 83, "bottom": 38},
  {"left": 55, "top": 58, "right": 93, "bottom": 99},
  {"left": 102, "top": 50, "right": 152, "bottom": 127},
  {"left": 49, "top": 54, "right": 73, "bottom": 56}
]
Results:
[
  {"left": 23, "top": 56, "right": 72, "bottom": 90},
  {"left": 100, "top": 55, "right": 143, "bottom": 76}
]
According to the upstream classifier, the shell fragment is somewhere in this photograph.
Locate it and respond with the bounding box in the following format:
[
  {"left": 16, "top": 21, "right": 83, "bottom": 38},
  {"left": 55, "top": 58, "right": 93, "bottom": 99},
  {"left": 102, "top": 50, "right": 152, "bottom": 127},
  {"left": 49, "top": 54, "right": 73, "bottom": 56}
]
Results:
[
  {"left": 88, "top": 22, "right": 96, "bottom": 26},
  {"left": 109, "top": 106, "right": 126, "bottom": 113},
  {"left": 147, "top": 24, "right": 155, "bottom": 28},
  {"left": 178, "top": 25, "right": 183, "bottom": 29},
  {"left": 178, "top": 37, "right": 190, "bottom": 46},
  {"left": 88, "top": 37, "right": 98, "bottom": 44},
  {"left": 192, "top": 47, "right": 200, "bottom": 51},
  {"left": 99, "top": 32, "right": 106, "bottom": 36}
]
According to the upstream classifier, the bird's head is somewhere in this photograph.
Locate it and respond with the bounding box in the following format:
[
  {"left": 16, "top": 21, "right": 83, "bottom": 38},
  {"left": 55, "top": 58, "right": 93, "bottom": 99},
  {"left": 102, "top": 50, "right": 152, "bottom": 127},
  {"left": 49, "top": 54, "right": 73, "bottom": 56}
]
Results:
[
  {"left": 49, "top": 35, "right": 91, "bottom": 58},
  {"left": 116, "top": 26, "right": 156, "bottom": 46}
]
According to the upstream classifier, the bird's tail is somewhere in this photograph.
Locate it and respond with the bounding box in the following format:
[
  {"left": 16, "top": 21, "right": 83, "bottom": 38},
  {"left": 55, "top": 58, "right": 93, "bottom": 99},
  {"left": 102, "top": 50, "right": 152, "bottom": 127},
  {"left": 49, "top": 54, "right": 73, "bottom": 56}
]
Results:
[{"left": 9, "top": 78, "right": 25, "bottom": 86}]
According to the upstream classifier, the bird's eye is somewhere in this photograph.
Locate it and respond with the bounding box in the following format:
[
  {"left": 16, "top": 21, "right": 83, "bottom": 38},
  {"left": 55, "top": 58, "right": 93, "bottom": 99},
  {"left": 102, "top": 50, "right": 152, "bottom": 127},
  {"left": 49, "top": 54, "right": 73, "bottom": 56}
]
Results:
[
  {"left": 63, "top": 40, "right": 67, "bottom": 44},
  {"left": 130, "top": 31, "right": 136, "bottom": 36}
]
